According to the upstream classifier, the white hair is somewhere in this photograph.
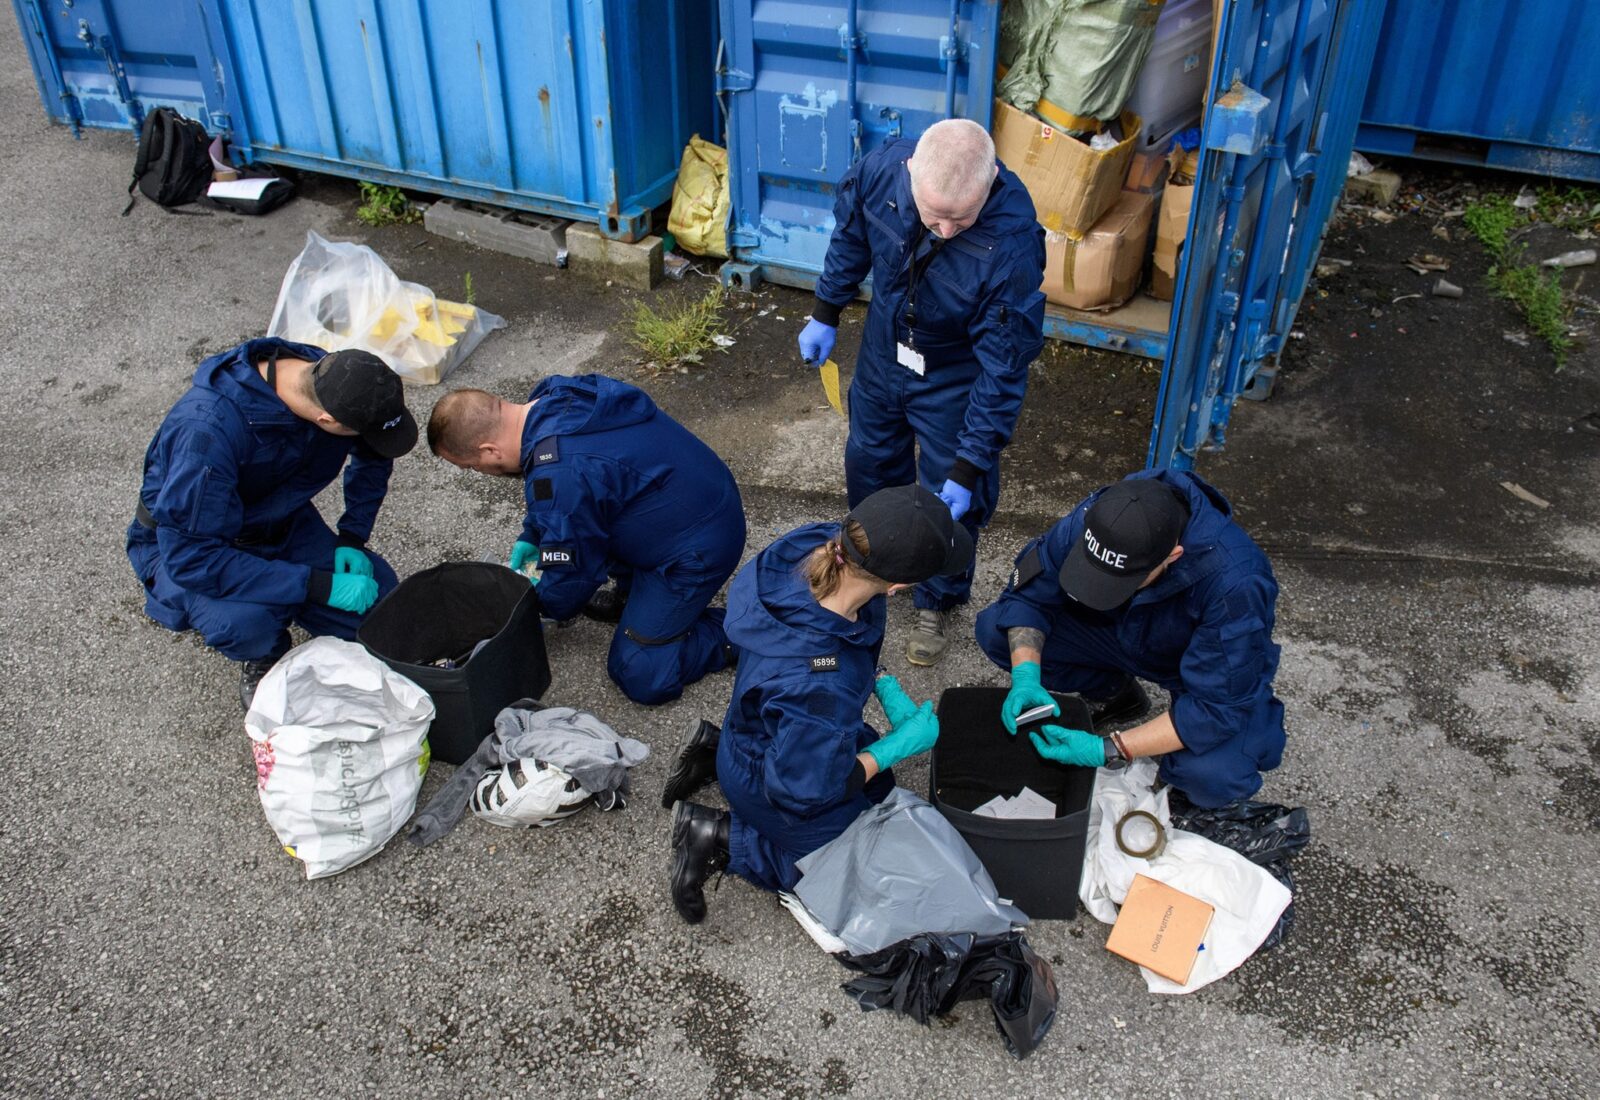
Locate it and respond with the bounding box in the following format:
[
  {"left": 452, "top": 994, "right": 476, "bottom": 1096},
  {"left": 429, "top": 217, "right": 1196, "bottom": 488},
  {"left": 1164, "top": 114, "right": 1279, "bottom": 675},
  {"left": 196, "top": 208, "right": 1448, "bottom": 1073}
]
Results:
[{"left": 909, "top": 119, "right": 997, "bottom": 206}]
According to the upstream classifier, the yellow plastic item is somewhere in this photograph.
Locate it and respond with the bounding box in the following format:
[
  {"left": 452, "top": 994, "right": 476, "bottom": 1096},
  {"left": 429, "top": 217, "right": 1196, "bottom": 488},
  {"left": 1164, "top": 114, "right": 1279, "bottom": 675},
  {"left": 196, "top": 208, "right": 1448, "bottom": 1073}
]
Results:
[
  {"left": 667, "top": 134, "right": 730, "bottom": 258},
  {"left": 820, "top": 358, "right": 845, "bottom": 417}
]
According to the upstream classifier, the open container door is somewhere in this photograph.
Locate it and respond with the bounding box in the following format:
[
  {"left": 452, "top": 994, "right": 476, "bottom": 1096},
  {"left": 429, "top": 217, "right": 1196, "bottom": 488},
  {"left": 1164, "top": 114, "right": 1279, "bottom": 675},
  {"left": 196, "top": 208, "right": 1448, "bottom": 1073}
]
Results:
[
  {"left": 1147, "top": 0, "right": 1386, "bottom": 470},
  {"left": 13, "top": 0, "right": 241, "bottom": 137},
  {"left": 716, "top": 0, "right": 1000, "bottom": 290}
]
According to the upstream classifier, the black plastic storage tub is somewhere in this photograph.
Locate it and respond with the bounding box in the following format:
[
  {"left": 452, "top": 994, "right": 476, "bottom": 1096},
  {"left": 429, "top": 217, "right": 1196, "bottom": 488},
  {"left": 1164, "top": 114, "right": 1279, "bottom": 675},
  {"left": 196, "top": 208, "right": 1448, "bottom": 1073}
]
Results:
[
  {"left": 930, "top": 687, "right": 1098, "bottom": 919},
  {"left": 358, "top": 562, "right": 551, "bottom": 765}
]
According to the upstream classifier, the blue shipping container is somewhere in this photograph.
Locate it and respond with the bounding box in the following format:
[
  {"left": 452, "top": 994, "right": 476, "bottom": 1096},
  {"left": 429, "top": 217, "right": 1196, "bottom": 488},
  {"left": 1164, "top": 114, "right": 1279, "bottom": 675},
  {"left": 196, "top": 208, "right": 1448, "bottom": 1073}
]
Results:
[
  {"left": 14, "top": 0, "right": 718, "bottom": 240},
  {"left": 13, "top": 0, "right": 239, "bottom": 134},
  {"left": 1357, "top": 0, "right": 1600, "bottom": 184},
  {"left": 717, "top": 0, "right": 1387, "bottom": 470}
]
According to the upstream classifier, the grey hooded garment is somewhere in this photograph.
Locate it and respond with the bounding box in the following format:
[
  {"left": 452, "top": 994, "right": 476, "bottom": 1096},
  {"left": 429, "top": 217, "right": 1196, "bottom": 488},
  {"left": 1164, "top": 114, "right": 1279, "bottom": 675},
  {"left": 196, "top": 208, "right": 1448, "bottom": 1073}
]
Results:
[{"left": 407, "top": 701, "right": 649, "bottom": 846}]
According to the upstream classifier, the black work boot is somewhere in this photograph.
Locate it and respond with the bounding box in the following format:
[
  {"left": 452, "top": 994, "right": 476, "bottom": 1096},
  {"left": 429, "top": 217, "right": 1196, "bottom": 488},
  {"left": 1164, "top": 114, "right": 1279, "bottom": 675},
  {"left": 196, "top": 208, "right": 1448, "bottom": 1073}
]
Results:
[
  {"left": 661, "top": 720, "right": 722, "bottom": 809},
  {"left": 582, "top": 581, "right": 628, "bottom": 624},
  {"left": 670, "top": 801, "right": 730, "bottom": 925},
  {"left": 238, "top": 632, "right": 292, "bottom": 713},
  {"left": 1087, "top": 676, "right": 1152, "bottom": 729}
]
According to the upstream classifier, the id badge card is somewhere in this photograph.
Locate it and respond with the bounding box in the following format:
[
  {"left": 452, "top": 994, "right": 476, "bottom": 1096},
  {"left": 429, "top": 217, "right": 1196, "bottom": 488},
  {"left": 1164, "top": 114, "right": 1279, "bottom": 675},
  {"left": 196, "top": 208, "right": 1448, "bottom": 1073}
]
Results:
[{"left": 896, "top": 342, "right": 926, "bottom": 377}]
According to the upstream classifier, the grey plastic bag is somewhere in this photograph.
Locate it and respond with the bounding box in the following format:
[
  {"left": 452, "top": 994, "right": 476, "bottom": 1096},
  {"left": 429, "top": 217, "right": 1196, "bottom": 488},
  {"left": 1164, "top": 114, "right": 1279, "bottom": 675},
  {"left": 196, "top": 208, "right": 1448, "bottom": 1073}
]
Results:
[{"left": 794, "top": 788, "right": 1028, "bottom": 956}]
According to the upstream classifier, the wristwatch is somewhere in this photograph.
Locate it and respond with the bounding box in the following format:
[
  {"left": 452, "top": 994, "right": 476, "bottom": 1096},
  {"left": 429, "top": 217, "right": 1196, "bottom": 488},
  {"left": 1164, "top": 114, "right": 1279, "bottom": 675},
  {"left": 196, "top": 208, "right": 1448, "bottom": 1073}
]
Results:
[{"left": 1102, "top": 734, "right": 1129, "bottom": 771}]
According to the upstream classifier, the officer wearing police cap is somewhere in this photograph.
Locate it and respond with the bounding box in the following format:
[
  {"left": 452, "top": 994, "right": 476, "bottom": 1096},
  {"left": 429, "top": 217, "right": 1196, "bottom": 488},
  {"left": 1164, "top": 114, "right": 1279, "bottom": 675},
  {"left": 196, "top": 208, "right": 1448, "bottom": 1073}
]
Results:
[{"left": 973, "top": 469, "right": 1286, "bottom": 808}]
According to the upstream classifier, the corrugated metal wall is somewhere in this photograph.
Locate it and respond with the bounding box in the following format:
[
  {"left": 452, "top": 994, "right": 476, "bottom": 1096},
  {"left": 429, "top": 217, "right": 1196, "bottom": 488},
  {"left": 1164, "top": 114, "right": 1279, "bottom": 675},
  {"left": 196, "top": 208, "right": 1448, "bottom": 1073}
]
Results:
[{"left": 1358, "top": 0, "right": 1600, "bottom": 182}]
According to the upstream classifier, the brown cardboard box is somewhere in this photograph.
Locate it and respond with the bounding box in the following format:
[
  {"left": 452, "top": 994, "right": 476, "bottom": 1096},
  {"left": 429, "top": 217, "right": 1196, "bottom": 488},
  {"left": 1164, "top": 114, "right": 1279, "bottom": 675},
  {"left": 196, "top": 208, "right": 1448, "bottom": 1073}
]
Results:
[
  {"left": 993, "top": 98, "right": 1143, "bottom": 239},
  {"left": 1042, "top": 191, "right": 1156, "bottom": 311},
  {"left": 1124, "top": 144, "right": 1183, "bottom": 195},
  {"left": 1105, "top": 874, "right": 1215, "bottom": 985},
  {"left": 1149, "top": 180, "right": 1194, "bottom": 301}
]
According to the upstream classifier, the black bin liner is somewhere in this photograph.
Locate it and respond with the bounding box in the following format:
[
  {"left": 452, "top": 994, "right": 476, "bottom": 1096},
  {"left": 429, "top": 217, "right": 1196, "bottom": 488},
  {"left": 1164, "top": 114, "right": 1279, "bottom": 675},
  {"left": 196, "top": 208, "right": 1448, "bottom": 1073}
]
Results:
[
  {"left": 931, "top": 687, "right": 1097, "bottom": 919},
  {"left": 358, "top": 562, "right": 551, "bottom": 765},
  {"left": 837, "top": 930, "right": 1059, "bottom": 1060}
]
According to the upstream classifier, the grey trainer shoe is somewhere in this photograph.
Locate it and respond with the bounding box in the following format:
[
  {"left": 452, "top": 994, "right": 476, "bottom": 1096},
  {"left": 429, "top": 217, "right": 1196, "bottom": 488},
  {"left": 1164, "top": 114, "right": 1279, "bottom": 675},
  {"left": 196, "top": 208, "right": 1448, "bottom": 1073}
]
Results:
[{"left": 905, "top": 608, "right": 950, "bottom": 667}]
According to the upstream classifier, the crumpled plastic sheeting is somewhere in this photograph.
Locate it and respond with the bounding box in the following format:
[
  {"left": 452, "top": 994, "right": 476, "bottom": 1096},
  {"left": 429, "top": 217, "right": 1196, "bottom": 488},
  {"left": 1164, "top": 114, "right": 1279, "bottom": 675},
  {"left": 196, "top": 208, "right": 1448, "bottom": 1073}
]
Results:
[
  {"left": 1079, "top": 759, "right": 1291, "bottom": 994},
  {"left": 794, "top": 788, "right": 1027, "bottom": 957},
  {"left": 1170, "top": 792, "right": 1310, "bottom": 950},
  {"left": 836, "top": 931, "right": 1059, "bottom": 1060}
]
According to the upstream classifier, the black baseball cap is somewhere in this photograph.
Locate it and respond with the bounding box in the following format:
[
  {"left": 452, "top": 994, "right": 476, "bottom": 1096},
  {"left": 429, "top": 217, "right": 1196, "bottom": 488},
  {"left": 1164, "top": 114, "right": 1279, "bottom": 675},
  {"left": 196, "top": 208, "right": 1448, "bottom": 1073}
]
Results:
[
  {"left": 843, "top": 484, "right": 974, "bottom": 584},
  {"left": 311, "top": 349, "right": 418, "bottom": 458},
  {"left": 1058, "top": 479, "right": 1189, "bottom": 610}
]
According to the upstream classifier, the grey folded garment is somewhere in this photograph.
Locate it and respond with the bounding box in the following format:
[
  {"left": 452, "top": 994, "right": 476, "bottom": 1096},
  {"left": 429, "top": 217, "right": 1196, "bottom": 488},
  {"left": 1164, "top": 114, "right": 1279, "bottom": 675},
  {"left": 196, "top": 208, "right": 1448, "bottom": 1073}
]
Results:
[{"left": 406, "top": 700, "right": 649, "bottom": 846}]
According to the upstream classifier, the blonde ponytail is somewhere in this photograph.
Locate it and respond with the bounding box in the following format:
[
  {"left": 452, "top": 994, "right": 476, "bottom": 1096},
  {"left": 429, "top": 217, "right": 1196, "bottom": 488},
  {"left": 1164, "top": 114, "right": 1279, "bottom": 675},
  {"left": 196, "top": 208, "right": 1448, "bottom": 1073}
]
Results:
[{"left": 803, "top": 520, "right": 873, "bottom": 600}]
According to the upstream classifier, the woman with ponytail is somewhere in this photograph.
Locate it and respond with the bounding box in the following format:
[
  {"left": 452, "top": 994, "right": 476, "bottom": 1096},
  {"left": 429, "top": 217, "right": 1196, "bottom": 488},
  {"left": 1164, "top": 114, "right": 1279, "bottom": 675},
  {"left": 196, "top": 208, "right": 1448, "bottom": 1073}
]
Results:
[{"left": 665, "top": 484, "right": 974, "bottom": 924}]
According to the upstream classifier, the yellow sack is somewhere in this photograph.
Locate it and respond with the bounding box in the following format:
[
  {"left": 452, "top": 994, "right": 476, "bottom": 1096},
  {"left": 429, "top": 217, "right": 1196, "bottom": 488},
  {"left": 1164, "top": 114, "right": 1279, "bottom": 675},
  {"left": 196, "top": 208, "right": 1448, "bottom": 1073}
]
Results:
[{"left": 668, "top": 134, "right": 730, "bottom": 258}]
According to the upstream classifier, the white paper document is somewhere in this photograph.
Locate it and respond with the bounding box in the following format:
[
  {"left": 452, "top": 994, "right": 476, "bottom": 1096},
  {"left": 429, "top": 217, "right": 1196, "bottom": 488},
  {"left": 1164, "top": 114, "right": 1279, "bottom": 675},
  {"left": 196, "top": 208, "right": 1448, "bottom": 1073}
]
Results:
[
  {"left": 207, "top": 177, "right": 275, "bottom": 201},
  {"left": 972, "top": 786, "right": 1057, "bottom": 820}
]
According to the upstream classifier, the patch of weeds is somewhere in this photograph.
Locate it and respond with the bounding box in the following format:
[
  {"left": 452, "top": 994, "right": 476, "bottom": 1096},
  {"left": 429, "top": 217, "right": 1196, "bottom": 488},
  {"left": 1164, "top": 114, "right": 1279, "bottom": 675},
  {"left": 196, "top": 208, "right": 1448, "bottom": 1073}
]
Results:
[
  {"left": 1464, "top": 192, "right": 1577, "bottom": 367},
  {"left": 1463, "top": 194, "right": 1519, "bottom": 259},
  {"left": 356, "top": 182, "right": 420, "bottom": 227},
  {"left": 1493, "top": 263, "right": 1572, "bottom": 366},
  {"left": 630, "top": 285, "right": 728, "bottom": 369},
  {"left": 1533, "top": 184, "right": 1600, "bottom": 232},
  {"left": 463, "top": 272, "right": 476, "bottom": 306}
]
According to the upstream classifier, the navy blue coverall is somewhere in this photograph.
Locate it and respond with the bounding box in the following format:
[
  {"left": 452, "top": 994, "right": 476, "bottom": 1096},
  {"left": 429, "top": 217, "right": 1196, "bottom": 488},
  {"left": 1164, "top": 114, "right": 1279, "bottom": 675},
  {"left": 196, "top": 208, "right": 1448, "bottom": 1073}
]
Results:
[
  {"left": 520, "top": 374, "right": 745, "bottom": 705},
  {"left": 125, "top": 338, "right": 399, "bottom": 661},
  {"left": 812, "top": 139, "right": 1046, "bottom": 611},
  {"left": 715, "top": 523, "right": 896, "bottom": 892},
  {"left": 974, "top": 470, "right": 1287, "bottom": 807}
]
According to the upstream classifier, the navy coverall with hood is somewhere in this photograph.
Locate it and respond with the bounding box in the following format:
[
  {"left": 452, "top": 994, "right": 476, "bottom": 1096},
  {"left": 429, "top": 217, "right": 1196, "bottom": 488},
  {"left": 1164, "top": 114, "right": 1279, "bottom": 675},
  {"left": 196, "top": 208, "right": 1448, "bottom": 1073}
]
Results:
[
  {"left": 520, "top": 374, "right": 745, "bottom": 705},
  {"left": 125, "top": 338, "right": 399, "bottom": 660},
  {"left": 975, "top": 470, "right": 1286, "bottom": 807},
  {"left": 812, "top": 138, "right": 1046, "bottom": 611},
  {"left": 715, "top": 523, "right": 896, "bottom": 892}
]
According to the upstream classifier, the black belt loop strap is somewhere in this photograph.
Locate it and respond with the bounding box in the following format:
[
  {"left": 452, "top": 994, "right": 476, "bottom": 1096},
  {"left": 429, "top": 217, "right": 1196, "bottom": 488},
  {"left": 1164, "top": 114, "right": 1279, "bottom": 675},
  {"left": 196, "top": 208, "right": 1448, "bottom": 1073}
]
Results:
[
  {"left": 623, "top": 625, "right": 692, "bottom": 647},
  {"left": 135, "top": 498, "right": 157, "bottom": 529}
]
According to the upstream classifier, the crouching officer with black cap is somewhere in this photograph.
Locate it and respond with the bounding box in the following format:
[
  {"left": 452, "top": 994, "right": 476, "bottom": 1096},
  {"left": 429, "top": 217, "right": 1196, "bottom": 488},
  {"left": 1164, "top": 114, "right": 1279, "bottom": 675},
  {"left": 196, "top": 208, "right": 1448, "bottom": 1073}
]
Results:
[
  {"left": 127, "top": 340, "right": 417, "bottom": 710},
  {"left": 974, "top": 470, "right": 1285, "bottom": 809},
  {"left": 666, "top": 484, "right": 973, "bottom": 925}
]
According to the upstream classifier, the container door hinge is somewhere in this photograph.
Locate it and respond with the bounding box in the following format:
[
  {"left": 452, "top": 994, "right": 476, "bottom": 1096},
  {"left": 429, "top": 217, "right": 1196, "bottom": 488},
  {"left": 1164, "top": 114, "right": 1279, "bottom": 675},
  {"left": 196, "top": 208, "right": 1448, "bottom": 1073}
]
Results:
[
  {"left": 717, "top": 70, "right": 753, "bottom": 94},
  {"left": 726, "top": 227, "right": 760, "bottom": 250}
]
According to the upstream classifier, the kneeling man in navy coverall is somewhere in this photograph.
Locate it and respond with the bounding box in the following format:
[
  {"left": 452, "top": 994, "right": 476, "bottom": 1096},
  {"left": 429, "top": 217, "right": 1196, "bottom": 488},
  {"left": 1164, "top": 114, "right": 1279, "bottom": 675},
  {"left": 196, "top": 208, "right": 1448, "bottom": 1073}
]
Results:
[
  {"left": 428, "top": 374, "right": 745, "bottom": 705},
  {"left": 127, "top": 341, "right": 417, "bottom": 711},
  {"left": 975, "top": 470, "right": 1286, "bottom": 808},
  {"left": 797, "top": 118, "right": 1046, "bottom": 667}
]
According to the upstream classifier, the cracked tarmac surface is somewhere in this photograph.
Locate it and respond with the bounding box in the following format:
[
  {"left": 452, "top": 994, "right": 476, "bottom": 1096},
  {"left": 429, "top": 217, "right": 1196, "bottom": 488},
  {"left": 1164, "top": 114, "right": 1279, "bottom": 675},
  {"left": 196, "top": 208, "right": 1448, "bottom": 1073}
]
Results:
[{"left": 2, "top": 13, "right": 1598, "bottom": 1098}]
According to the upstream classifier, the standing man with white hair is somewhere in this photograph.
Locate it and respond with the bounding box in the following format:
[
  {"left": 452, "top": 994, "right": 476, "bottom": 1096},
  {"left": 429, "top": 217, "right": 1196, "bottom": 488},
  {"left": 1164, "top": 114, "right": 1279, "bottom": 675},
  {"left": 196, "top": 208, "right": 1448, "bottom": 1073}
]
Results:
[{"left": 797, "top": 119, "right": 1046, "bottom": 666}]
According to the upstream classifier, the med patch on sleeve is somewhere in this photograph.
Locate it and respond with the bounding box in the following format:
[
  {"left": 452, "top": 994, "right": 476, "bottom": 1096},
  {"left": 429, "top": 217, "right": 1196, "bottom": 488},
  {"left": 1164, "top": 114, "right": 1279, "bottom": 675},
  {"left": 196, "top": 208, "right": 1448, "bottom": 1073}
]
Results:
[{"left": 539, "top": 546, "right": 576, "bottom": 569}]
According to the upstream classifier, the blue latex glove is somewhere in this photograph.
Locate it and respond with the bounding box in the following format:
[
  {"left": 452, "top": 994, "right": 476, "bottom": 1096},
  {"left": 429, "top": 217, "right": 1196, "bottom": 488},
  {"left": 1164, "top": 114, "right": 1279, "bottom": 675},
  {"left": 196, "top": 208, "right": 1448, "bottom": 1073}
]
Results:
[
  {"left": 874, "top": 674, "right": 920, "bottom": 728},
  {"left": 798, "top": 317, "right": 837, "bottom": 366},
  {"left": 865, "top": 701, "right": 939, "bottom": 772},
  {"left": 1028, "top": 725, "right": 1107, "bottom": 768},
  {"left": 333, "top": 546, "right": 373, "bottom": 578},
  {"left": 936, "top": 478, "right": 972, "bottom": 521},
  {"left": 326, "top": 573, "right": 379, "bottom": 614},
  {"left": 1001, "top": 661, "right": 1059, "bottom": 735},
  {"left": 508, "top": 540, "right": 540, "bottom": 584}
]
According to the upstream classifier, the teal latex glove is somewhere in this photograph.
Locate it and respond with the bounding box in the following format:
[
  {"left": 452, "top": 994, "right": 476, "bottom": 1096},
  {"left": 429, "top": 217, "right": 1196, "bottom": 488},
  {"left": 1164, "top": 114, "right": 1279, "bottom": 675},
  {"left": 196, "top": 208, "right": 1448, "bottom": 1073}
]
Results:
[
  {"left": 873, "top": 674, "right": 920, "bottom": 728},
  {"left": 1028, "top": 725, "right": 1106, "bottom": 768},
  {"left": 1001, "top": 660, "right": 1058, "bottom": 735},
  {"left": 333, "top": 546, "right": 373, "bottom": 578},
  {"left": 326, "top": 573, "right": 380, "bottom": 614},
  {"left": 865, "top": 701, "right": 939, "bottom": 772},
  {"left": 509, "top": 540, "right": 540, "bottom": 583}
]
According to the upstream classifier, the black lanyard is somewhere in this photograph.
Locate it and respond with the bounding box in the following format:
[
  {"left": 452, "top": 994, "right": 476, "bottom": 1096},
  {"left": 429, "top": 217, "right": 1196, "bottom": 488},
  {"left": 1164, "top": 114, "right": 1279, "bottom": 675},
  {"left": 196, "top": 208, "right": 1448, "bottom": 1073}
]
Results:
[{"left": 900, "top": 228, "right": 944, "bottom": 345}]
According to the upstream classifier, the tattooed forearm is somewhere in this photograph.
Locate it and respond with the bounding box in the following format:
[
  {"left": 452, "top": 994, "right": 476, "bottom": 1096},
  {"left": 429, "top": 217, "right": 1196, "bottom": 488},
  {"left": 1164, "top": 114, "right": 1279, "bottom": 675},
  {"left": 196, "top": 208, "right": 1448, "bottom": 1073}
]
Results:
[{"left": 1007, "top": 627, "right": 1045, "bottom": 655}]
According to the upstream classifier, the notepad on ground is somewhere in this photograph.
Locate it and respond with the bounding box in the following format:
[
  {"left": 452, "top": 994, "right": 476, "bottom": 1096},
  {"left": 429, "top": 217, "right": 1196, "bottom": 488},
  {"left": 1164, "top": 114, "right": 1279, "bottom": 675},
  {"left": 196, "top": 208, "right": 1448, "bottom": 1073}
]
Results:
[{"left": 1105, "top": 874, "right": 1215, "bottom": 985}]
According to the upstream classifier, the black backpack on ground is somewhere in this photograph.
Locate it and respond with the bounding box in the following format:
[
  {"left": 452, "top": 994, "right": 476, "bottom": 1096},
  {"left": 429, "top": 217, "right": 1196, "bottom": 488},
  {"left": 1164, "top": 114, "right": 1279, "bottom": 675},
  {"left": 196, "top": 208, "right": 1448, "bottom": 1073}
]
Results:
[{"left": 123, "top": 107, "right": 213, "bottom": 215}]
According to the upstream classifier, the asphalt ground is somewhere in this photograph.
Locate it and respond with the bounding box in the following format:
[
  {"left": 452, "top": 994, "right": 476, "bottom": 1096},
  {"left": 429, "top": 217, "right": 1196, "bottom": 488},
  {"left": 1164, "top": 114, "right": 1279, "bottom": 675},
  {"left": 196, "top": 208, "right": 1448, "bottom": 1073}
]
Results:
[{"left": 2, "top": 13, "right": 1598, "bottom": 1099}]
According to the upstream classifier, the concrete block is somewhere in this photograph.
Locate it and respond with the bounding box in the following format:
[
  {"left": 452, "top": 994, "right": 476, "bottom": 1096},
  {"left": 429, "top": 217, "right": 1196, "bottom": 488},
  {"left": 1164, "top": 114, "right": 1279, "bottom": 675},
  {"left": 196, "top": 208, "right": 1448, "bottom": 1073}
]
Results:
[
  {"left": 1344, "top": 169, "right": 1401, "bottom": 207},
  {"left": 565, "top": 223, "right": 663, "bottom": 290},
  {"left": 423, "top": 200, "right": 568, "bottom": 266}
]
